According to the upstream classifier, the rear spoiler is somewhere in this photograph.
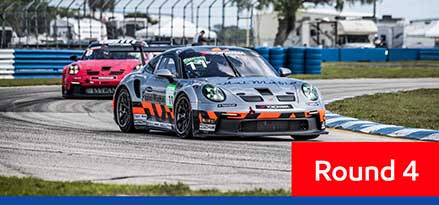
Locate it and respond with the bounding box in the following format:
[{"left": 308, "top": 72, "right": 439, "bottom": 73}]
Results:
[{"left": 142, "top": 46, "right": 183, "bottom": 53}]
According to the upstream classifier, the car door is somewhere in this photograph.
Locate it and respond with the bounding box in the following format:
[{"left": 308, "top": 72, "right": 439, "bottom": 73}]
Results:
[{"left": 143, "top": 55, "right": 178, "bottom": 128}]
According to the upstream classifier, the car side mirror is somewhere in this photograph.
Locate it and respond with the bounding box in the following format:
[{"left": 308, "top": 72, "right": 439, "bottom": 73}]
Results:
[
  {"left": 154, "top": 69, "right": 175, "bottom": 81},
  {"left": 279, "top": 67, "right": 292, "bottom": 77},
  {"left": 69, "top": 55, "right": 78, "bottom": 61}
]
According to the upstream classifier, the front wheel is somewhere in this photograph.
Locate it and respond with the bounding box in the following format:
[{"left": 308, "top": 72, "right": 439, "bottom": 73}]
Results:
[
  {"left": 291, "top": 135, "right": 320, "bottom": 141},
  {"left": 115, "top": 87, "right": 136, "bottom": 133},
  {"left": 174, "top": 95, "right": 193, "bottom": 139}
]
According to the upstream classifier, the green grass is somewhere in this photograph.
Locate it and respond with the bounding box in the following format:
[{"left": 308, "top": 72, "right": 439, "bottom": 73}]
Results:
[
  {"left": 0, "top": 176, "right": 290, "bottom": 196},
  {"left": 0, "top": 79, "right": 61, "bottom": 87},
  {"left": 327, "top": 89, "right": 439, "bottom": 130},
  {"left": 293, "top": 61, "right": 439, "bottom": 79}
]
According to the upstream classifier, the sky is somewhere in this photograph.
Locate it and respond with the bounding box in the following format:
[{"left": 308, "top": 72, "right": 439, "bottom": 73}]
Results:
[{"left": 314, "top": 0, "right": 439, "bottom": 21}]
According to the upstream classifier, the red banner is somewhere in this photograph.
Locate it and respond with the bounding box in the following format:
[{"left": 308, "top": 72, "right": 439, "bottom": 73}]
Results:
[{"left": 291, "top": 142, "right": 439, "bottom": 196}]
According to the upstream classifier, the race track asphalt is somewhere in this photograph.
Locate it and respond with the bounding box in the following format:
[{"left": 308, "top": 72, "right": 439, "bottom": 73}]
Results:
[{"left": 0, "top": 78, "right": 438, "bottom": 190}]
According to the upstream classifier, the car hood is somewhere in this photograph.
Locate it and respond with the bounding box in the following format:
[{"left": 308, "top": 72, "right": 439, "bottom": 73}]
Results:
[
  {"left": 194, "top": 76, "right": 303, "bottom": 96},
  {"left": 74, "top": 59, "right": 141, "bottom": 71}
]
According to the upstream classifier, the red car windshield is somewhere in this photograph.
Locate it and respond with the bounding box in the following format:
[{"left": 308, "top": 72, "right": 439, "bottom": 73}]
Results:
[{"left": 82, "top": 48, "right": 143, "bottom": 61}]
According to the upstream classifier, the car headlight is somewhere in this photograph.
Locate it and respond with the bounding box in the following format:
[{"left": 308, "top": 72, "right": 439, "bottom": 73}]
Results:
[
  {"left": 301, "top": 83, "right": 319, "bottom": 101},
  {"left": 68, "top": 64, "right": 80, "bottom": 75},
  {"left": 202, "top": 84, "right": 226, "bottom": 102}
]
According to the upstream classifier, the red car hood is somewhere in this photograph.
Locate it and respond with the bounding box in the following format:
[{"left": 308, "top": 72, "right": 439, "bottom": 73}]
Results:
[{"left": 75, "top": 59, "right": 140, "bottom": 71}]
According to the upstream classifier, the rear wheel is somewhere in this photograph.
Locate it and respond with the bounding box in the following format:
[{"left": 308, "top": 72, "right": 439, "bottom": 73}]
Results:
[
  {"left": 62, "top": 86, "right": 73, "bottom": 99},
  {"left": 291, "top": 135, "right": 320, "bottom": 141},
  {"left": 115, "top": 87, "right": 136, "bottom": 133},
  {"left": 174, "top": 95, "right": 193, "bottom": 139}
]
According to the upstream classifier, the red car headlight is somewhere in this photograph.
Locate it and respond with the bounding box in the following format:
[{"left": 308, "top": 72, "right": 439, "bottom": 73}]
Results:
[{"left": 68, "top": 64, "right": 80, "bottom": 75}]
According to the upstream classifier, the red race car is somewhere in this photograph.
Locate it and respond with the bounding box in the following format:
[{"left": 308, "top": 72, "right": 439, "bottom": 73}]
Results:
[{"left": 62, "top": 40, "right": 152, "bottom": 98}]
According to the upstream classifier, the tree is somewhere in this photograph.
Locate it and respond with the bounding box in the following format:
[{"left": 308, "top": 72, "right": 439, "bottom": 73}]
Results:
[
  {"left": 233, "top": 0, "right": 376, "bottom": 46},
  {"left": 213, "top": 24, "right": 247, "bottom": 46}
]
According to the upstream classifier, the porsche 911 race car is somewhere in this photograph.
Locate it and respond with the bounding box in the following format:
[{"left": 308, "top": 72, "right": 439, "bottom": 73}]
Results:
[
  {"left": 62, "top": 40, "right": 153, "bottom": 98},
  {"left": 113, "top": 46, "right": 327, "bottom": 140}
]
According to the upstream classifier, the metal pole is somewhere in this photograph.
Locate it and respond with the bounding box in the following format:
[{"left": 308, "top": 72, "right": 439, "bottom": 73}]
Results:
[
  {"left": 89, "top": 0, "right": 100, "bottom": 41},
  {"left": 208, "top": 0, "right": 218, "bottom": 42},
  {"left": 24, "top": 0, "right": 36, "bottom": 47},
  {"left": 122, "top": 0, "right": 135, "bottom": 39},
  {"left": 183, "top": 0, "right": 192, "bottom": 43},
  {"left": 158, "top": 0, "right": 170, "bottom": 39},
  {"left": 43, "top": 0, "right": 55, "bottom": 48},
  {"left": 170, "top": 0, "right": 180, "bottom": 43},
  {"left": 76, "top": 0, "right": 85, "bottom": 49},
  {"left": 236, "top": 7, "right": 240, "bottom": 46},
  {"left": 54, "top": 0, "right": 63, "bottom": 49},
  {"left": 2, "top": 3, "right": 17, "bottom": 48},
  {"left": 373, "top": 0, "right": 377, "bottom": 21},
  {"left": 65, "top": 0, "right": 76, "bottom": 48},
  {"left": 250, "top": 6, "right": 254, "bottom": 47},
  {"left": 34, "top": 0, "right": 46, "bottom": 48},
  {"left": 133, "top": 0, "right": 146, "bottom": 38},
  {"left": 99, "top": 0, "right": 112, "bottom": 40},
  {"left": 112, "top": 0, "right": 124, "bottom": 39},
  {"left": 196, "top": 1, "right": 208, "bottom": 35},
  {"left": 146, "top": 0, "right": 157, "bottom": 40}
]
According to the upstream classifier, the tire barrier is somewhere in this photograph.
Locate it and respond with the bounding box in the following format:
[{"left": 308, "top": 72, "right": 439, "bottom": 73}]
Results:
[
  {"left": 287, "top": 47, "right": 305, "bottom": 74},
  {"left": 254, "top": 47, "right": 270, "bottom": 61},
  {"left": 268, "top": 47, "right": 286, "bottom": 70},
  {"left": 12, "top": 50, "right": 83, "bottom": 79},
  {"left": 305, "top": 48, "right": 322, "bottom": 74},
  {"left": 0, "top": 49, "right": 15, "bottom": 79}
]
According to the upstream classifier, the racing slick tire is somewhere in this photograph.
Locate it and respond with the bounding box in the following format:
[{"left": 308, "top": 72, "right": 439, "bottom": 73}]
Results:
[
  {"left": 62, "top": 86, "right": 73, "bottom": 99},
  {"left": 115, "top": 87, "right": 136, "bottom": 133},
  {"left": 174, "top": 94, "right": 193, "bottom": 139},
  {"left": 291, "top": 135, "right": 320, "bottom": 141}
]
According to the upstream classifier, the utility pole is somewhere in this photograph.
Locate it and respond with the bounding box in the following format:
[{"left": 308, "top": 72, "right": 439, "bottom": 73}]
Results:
[{"left": 373, "top": 0, "right": 377, "bottom": 22}]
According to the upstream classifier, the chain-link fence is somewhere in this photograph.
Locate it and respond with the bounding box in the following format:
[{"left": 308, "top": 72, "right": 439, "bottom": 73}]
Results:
[{"left": 0, "top": 0, "right": 256, "bottom": 49}]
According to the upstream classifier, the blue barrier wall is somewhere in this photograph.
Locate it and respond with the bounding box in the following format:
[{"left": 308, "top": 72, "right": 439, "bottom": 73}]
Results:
[
  {"left": 339, "top": 48, "right": 387, "bottom": 62},
  {"left": 13, "top": 50, "right": 83, "bottom": 79},
  {"left": 322, "top": 48, "right": 339, "bottom": 62},
  {"left": 419, "top": 49, "right": 439, "bottom": 60},
  {"left": 287, "top": 47, "right": 306, "bottom": 74},
  {"left": 388, "top": 48, "right": 419, "bottom": 61}
]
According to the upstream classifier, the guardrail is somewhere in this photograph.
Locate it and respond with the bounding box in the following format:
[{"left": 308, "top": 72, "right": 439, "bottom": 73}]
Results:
[
  {"left": 0, "top": 49, "right": 15, "bottom": 79},
  {"left": 0, "top": 49, "right": 83, "bottom": 79}
]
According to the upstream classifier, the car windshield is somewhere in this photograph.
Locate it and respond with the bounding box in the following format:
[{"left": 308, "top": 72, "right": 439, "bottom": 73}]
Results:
[
  {"left": 180, "top": 50, "right": 278, "bottom": 78},
  {"left": 82, "top": 48, "right": 143, "bottom": 60}
]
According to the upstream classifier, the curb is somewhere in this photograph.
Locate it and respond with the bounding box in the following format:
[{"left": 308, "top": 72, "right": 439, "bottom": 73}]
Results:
[{"left": 325, "top": 111, "right": 439, "bottom": 141}]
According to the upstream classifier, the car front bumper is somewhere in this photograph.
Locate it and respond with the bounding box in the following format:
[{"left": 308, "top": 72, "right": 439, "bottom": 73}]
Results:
[{"left": 193, "top": 110, "right": 327, "bottom": 137}]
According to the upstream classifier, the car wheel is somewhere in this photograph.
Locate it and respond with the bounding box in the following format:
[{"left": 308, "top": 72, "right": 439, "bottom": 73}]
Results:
[
  {"left": 115, "top": 87, "right": 136, "bottom": 133},
  {"left": 174, "top": 94, "right": 193, "bottom": 139},
  {"left": 62, "top": 86, "right": 72, "bottom": 99},
  {"left": 291, "top": 135, "right": 320, "bottom": 141}
]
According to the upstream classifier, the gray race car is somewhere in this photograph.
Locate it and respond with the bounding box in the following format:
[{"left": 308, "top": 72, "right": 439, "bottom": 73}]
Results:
[{"left": 113, "top": 46, "right": 327, "bottom": 140}]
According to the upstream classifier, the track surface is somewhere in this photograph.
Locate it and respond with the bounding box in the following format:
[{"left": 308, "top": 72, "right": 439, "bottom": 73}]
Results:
[{"left": 0, "top": 78, "right": 438, "bottom": 190}]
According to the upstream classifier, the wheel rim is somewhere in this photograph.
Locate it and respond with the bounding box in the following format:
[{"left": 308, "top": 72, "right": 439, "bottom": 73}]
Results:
[
  {"left": 117, "top": 91, "right": 130, "bottom": 127},
  {"left": 176, "top": 97, "right": 190, "bottom": 134}
]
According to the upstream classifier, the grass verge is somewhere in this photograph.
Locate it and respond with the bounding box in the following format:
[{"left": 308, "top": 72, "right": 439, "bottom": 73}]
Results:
[
  {"left": 326, "top": 89, "right": 439, "bottom": 130},
  {"left": 0, "top": 176, "right": 289, "bottom": 196},
  {"left": 0, "top": 79, "right": 61, "bottom": 87},
  {"left": 293, "top": 61, "right": 439, "bottom": 79}
]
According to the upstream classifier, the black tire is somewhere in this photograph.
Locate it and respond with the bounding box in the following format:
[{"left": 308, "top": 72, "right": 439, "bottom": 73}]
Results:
[
  {"left": 174, "top": 94, "right": 193, "bottom": 139},
  {"left": 291, "top": 135, "right": 320, "bottom": 141},
  {"left": 115, "top": 87, "right": 136, "bottom": 133},
  {"left": 62, "top": 86, "right": 73, "bottom": 99}
]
